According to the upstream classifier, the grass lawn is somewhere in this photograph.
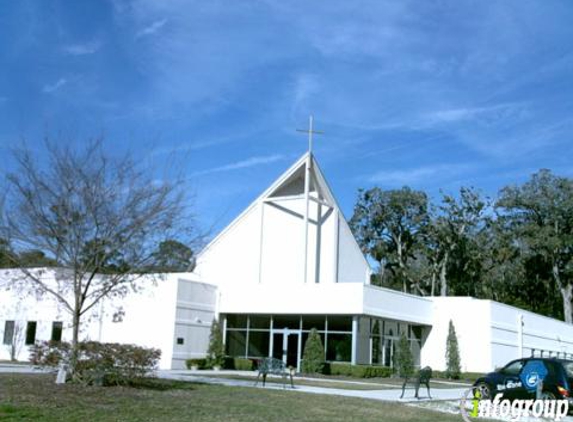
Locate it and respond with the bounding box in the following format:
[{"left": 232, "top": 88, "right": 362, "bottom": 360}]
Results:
[{"left": 0, "top": 374, "right": 464, "bottom": 422}]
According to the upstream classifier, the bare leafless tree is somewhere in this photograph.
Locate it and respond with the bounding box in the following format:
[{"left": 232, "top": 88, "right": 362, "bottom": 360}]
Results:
[
  {"left": 8, "top": 321, "right": 24, "bottom": 361},
  {"left": 0, "top": 139, "right": 198, "bottom": 372}
]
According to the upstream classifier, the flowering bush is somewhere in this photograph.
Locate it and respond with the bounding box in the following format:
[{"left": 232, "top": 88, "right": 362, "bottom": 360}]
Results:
[{"left": 30, "top": 341, "right": 161, "bottom": 385}]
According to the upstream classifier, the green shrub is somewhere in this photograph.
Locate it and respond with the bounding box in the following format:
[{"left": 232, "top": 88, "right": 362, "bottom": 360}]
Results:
[
  {"left": 445, "top": 320, "right": 461, "bottom": 379},
  {"left": 185, "top": 358, "right": 207, "bottom": 369},
  {"left": 233, "top": 358, "right": 253, "bottom": 371},
  {"left": 433, "top": 370, "right": 481, "bottom": 382},
  {"left": 29, "top": 340, "right": 71, "bottom": 366},
  {"left": 324, "top": 362, "right": 392, "bottom": 378},
  {"left": 393, "top": 333, "right": 414, "bottom": 377},
  {"left": 30, "top": 341, "right": 161, "bottom": 385},
  {"left": 325, "top": 362, "right": 352, "bottom": 376},
  {"left": 206, "top": 319, "right": 225, "bottom": 368},
  {"left": 301, "top": 328, "right": 325, "bottom": 374}
]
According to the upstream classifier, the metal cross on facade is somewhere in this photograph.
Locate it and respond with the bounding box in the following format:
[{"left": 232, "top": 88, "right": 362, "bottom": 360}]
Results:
[{"left": 296, "top": 115, "right": 323, "bottom": 154}]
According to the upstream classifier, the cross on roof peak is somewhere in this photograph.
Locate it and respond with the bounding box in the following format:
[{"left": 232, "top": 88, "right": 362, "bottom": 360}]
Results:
[{"left": 296, "top": 115, "right": 323, "bottom": 154}]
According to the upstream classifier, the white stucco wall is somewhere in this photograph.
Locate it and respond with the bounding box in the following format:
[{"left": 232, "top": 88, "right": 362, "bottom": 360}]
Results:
[
  {"left": 171, "top": 277, "right": 217, "bottom": 369},
  {"left": 423, "top": 297, "right": 492, "bottom": 373},
  {"left": 0, "top": 269, "right": 198, "bottom": 370},
  {"left": 489, "top": 301, "right": 573, "bottom": 369},
  {"left": 423, "top": 297, "right": 573, "bottom": 374}
]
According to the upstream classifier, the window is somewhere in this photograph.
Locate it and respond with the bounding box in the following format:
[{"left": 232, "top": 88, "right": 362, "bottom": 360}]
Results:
[
  {"left": 501, "top": 359, "right": 524, "bottom": 375},
  {"left": 3, "top": 321, "right": 15, "bottom": 345},
  {"left": 176, "top": 337, "right": 184, "bottom": 345},
  {"left": 51, "top": 322, "right": 63, "bottom": 342},
  {"left": 326, "top": 334, "right": 352, "bottom": 362},
  {"left": 226, "top": 314, "right": 248, "bottom": 329},
  {"left": 25, "top": 321, "right": 37, "bottom": 346},
  {"left": 327, "top": 316, "right": 352, "bottom": 332}
]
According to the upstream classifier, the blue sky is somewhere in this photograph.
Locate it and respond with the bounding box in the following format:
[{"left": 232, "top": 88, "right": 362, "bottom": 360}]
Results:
[{"left": 1, "top": 0, "right": 572, "bottom": 237}]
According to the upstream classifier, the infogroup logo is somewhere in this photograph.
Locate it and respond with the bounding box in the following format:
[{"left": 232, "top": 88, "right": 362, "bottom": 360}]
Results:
[{"left": 459, "top": 389, "right": 569, "bottom": 422}]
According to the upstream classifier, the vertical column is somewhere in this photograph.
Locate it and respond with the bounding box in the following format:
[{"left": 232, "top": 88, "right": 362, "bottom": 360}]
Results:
[
  {"left": 297, "top": 316, "right": 303, "bottom": 373},
  {"left": 324, "top": 316, "right": 328, "bottom": 356},
  {"left": 351, "top": 316, "right": 358, "bottom": 365},
  {"left": 258, "top": 202, "right": 265, "bottom": 284},
  {"left": 332, "top": 210, "right": 339, "bottom": 283},
  {"left": 222, "top": 315, "right": 227, "bottom": 347},
  {"left": 303, "top": 154, "right": 311, "bottom": 284},
  {"left": 517, "top": 314, "right": 524, "bottom": 358},
  {"left": 245, "top": 316, "right": 250, "bottom": 358},
  {"left": 269, "top": 316, "right": 274, "bottom": 357},
  {"left": 282, "top": 328, "right": 289, "bottom": 364}
]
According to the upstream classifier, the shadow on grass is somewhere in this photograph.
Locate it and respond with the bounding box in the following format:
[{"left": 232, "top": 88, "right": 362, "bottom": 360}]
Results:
[{"left": 122, "top": 377, "right": 205, "bottom": 391}]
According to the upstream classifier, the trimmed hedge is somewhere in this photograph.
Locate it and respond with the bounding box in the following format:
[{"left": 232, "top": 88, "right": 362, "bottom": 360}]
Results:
[
  {"left": 324, "top": 362, "right": 393, "bottom": 378},
  {"left": 185, "top": 358, "right": 208, "bottom": 369},
  {"left": 233, "top": 358, "right": 253, "bottom": 371},
  {"left": 432, "top": 370, "right": 483, "bottom": 383},
  {"left": 30, "top": 341, "right": 161, "bottom": 385}
]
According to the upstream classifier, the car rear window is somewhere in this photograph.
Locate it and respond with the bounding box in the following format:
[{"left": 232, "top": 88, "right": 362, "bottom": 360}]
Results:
[{"left": 562, "top": 362, "right": 573, "bottom": 377}]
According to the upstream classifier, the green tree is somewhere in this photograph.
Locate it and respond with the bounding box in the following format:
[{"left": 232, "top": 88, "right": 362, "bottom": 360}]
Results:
[
  {"left": 394, "top": 333, "right": 414, "bottom": 377},
  {"left": 0, "top": 238, "right": 14, "bottom": 268},
  {"left": 445, "top": 320, "right": 461, "bottom": 379},
  {"left": 496, "top": 169, "right": 573, "bottom": 323},
  {"left": 18, "top": 249, "right": 59, "bottom": 268},
  {"left": 302, "top": 328, "right": 325, "bottom": 374},
  {"left": 427, "top": 187, "right": 487, "bottom": 296},
  {"left": 350, "top": 187, "right": 430, "bottom": 294},
  {"left": 150, "top": 240, "right": 194, "bottom": 272},
  {"left": 206, "top": 319, "right": 225, "bottom": 369},
  {"left": 0, "top": 140, "right": 196, "bottom": 377}
]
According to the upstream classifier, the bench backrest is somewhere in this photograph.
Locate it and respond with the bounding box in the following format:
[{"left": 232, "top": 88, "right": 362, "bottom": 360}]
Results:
[
  {"left": 258, "top": 357, "right": 286, "bottom": 374},
  {"left": 418, "top": 366, "right": 432, "bottom": 382}
]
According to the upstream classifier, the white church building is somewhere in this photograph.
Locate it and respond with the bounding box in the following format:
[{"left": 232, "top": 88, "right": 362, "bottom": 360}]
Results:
[{"left": 2, "top": 152, "right": 573, "bottom": 373}]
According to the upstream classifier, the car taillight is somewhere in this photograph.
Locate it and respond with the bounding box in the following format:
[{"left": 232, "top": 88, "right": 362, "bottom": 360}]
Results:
[{"left": 557, "top": 385, "right": 569, "bottom": 397}]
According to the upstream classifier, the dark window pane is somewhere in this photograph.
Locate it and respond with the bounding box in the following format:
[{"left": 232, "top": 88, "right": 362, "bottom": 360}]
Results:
[
  {"left": 226, "top": 330, "right": 246, "bottom": 356},
  {"left": 326, "top": 334, "right": 351, "bottom": 362},
  {"left": 226, "top": 314, "right": 247, "bottom": 329},
  {"left": 3, "top": 321, "right": 14, "bottom": 345},
  {"left": 176, "top": 337, "right": 184, "bottom": 345},
  {"left": 371, "top": 335, "right": 383, "bottom": 364},
  {"left": 371, "top": 320, "right": 382, "bottom": 336},
  {"left": 272, "top": 315, "right": 300, "bottom": 329},
  {"left": 249, "top": 315, "right": 270, "bottom": 329},
  {"left": 248, "top": 331, "right": 269, "bottom": 357},
  {"left": 411, "top": 326, "right": 422, "bottom": 341},
  {"left": 327, "top": 316, "right": 352, "bottom": 332},
  {"left": 25, "top": 321, "right": 37, "bottom": 346},
  {"left": 303, "top": 315, "right": 325, "bottom": 331},
  {"left": 51, "top": 322, "right": 63, "bottom": 342}
]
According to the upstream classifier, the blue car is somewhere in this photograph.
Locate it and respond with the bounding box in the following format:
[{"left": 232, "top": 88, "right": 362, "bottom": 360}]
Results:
[{"left": 473, "top": 358, "right": 573, "bottom": 402}]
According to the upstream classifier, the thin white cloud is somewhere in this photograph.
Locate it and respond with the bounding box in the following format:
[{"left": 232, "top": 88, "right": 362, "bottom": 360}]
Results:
[
  {"left": 136, "top": 19, "right": 167, "bottom": 39},
  {"left": 63, "top": 41, "right": 101, "bottom": 56},
  {"left": 193, "top": 154, "right": 286, "bottom": 176},
  {"left": 367, "top": 164, "right": 473, "bottom": 186},
  {"left": 424, "top": 103, "right": 526, "bottom": 125},
  {"left": 42, "top": 78, "right": 67, "bottom": 94}
]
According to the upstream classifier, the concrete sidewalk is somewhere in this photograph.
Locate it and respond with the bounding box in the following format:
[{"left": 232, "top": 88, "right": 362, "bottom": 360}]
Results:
[
  {"left": 156, "top": 369, "right": 469, "bottom": 403},
  {"left": 0, "top": 363, "right": 54, "bottom": 374}
]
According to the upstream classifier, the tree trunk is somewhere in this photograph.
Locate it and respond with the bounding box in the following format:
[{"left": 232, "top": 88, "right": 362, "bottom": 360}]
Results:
[
  {"left": 440, "top": 251, "right": 449, "bottom": 296},
  {"left": 70, "top": 310, "right": 81, "bottom": 376},
  {"left": 553, "top": 263, "right": 573, "bottom": 324},
  {"left": 561, "top": 285, "right": 572, "bottom": 324}
]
